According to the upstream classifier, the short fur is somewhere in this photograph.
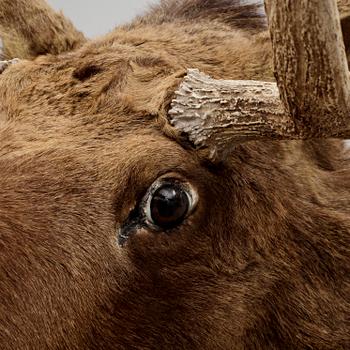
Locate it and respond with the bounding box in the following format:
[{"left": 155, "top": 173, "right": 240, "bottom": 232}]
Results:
[{"left": 0, "top": 1, "right": 349, "bottom": 349}]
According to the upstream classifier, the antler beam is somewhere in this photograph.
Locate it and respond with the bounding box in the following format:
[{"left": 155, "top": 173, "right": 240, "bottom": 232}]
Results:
[
  {"left": 265, "top": 0, "right": 350, "bottom": 137},
  {"left": 169, "top": 0, "right": 350, "bottom": 161}
]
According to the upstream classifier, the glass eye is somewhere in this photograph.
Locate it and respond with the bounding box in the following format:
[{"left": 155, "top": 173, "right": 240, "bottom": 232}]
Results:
[{"left": 144, "top": 179, "right": 197, "bottom": 230}]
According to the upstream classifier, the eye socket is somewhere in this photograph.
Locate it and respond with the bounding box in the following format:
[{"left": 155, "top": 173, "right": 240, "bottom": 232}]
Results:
[
  {"left": 117, "top": 178, "right": 198, "bottom": 246},
  {"left": 143, "top": 179, "right": 197, "bottom": 230}
]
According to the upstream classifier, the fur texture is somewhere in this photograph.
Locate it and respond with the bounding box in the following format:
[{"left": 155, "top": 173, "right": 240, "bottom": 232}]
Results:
[
  {"left": 0, "top": 1, "right": 349, "bottom": 349},
  {"left": 0, "top": 0, "right": 85, "bottom": 59}
]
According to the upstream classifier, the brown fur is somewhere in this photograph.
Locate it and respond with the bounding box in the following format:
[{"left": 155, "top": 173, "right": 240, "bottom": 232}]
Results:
[
  {"left": 0, "top": 0, "right": 85, "bottom": 59},
  {"left": 0, "top": 1, "right": 349, "bottom": 349}
]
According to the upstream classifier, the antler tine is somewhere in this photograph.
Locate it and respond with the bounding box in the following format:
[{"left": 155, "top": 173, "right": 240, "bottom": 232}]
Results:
[{"left": 169, "top": 0, "right": 350, "bottom": 162}]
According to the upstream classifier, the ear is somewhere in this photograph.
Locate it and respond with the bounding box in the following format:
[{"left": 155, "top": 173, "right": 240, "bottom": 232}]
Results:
[{"left": 0, "top": 0, "right": 86, "bottom": 60}]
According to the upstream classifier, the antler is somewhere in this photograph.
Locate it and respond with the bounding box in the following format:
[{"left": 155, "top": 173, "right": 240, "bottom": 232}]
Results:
[{"left": 169, "top": 0, "right": 350, "bottom": 161}]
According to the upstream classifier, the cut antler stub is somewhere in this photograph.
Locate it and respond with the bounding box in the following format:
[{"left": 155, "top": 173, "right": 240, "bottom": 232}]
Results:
[
  {"left": 0, "top": 58, "right": 20, "bottom": 74},
  {"left": 168, "top": 69, "right": 295, "bottom": 160}
]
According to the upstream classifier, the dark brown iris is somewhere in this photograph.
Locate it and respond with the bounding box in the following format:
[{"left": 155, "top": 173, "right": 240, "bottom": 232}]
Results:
[{"left": 150, "top": 184, "right": 189, "bottom": 229}]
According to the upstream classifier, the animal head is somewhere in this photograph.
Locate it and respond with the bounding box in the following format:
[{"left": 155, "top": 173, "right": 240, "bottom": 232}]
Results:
[{"left": 0, "top": 1, "right": 349, "bottom": 349}]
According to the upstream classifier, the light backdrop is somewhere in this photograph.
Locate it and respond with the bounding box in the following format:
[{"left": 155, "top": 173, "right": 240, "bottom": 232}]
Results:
[{"left": 47, "top": 0, "right": 152, "bottom": 37}]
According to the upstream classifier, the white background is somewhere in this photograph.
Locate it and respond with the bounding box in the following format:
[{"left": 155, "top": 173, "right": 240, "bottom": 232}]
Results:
[{"left": 47, "top": 0, "right": 153, "bottom": 37}]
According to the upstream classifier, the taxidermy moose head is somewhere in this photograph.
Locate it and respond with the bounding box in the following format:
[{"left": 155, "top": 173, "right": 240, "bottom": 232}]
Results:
[{"left": 0, "top": 0, "right": 349, "bottom": 349}]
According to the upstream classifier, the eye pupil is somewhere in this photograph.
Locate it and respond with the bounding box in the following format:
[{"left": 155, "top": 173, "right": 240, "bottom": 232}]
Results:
[{"left": 150, "top": 184, "right": 189, "bottom": 229}]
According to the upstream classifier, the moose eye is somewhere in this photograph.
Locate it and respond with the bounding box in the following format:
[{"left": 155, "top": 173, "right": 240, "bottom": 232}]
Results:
[
  {"left": 144, "top": 179, "right": 197, "bottom": 230},
  {"left": 118, "top": 178, "right": 198, "bottom": 246}
]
